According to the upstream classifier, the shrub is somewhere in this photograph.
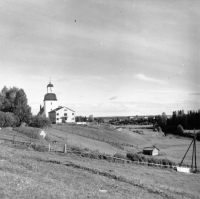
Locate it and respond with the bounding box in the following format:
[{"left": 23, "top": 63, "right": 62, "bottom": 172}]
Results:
[
  {"left": 126, "top": 152, "right": 176, "bottom": 168},
  {"left": 113, "top": 153, "right": 127, "bottom": 159},
  {"left": 70, "top": 145, "right": 82, "bottom": 152},
  {"left": 31, "top": 144, "right": 48, "bottom": 152},
  {"left": 127, "top": 153, "right": 137, "bottom": 161},
  {"left": 90, "top": 153, "right": 99, "bottom": 159},
  {"left": 0, "top": 111, "right": 19, "bottom": 127},
  {"left": 30, "top": 115, "right": 51, "bottom": 128},
  {"left": 98, "top": 154, "right": 105, "bottom": 159},
  {"left": 177, "top": 125, "right": 184, "bottom": 135}
]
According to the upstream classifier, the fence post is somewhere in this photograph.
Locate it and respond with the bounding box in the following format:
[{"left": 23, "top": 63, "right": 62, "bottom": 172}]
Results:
[
  {"left": 13, "top": 135, "right": 15, "bottom": 144},
  {"left": 64, "top": 144, "right": 67, "bottom": 153},
  {"left": 49, "top": 143, "right": 51, "bottom": 152}
]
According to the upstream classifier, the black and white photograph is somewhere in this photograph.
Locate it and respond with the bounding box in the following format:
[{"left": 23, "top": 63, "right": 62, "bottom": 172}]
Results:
[{"left": 0, "top": 0, "right": 200, "bottom": 198}]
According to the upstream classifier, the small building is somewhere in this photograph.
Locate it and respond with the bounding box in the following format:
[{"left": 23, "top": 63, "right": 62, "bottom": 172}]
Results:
[
  {"left": 143, "top": 146, "right": 160, "bottom": 156},
  {"left": 49, "top": 106, "right": 75, "bottom": 124}
]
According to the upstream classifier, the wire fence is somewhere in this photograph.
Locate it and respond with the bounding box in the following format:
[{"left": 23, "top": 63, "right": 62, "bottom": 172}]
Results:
[
  {"left": 0, "top": 135, "right": 198, "bottom": 171},
  {"left": 50, "top": 144, "right": 179, "bottom": 170},
  {"left": 0, "top": 133, "right": 48, "bottom": 146},
  {"left": 51, "top": 126, "right": 138, "bottom": 150}
]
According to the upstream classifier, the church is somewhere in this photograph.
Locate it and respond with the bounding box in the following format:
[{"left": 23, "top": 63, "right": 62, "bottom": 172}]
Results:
[{"left": 38, "top": 81, "right": 75, "bottom": 124}]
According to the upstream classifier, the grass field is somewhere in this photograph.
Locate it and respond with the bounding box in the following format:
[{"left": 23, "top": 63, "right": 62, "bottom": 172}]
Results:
[
  {"left": 46, "top": 124, "right": 200, "bottom": 166},
  {"left": 1, "top": 124, "right": 200, "bottom": 198},
  {"left": 0, "top": 142, "right": 200, "bottom": 199}
]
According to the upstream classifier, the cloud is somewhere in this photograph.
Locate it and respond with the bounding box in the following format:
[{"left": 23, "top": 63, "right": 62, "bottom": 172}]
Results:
[
  {"left": 190, "top": 93, "right": 200, "bottom": 95},
  {"left": 109, "top": 96, "right": 117, "bottom": 100},
  {"left": 57, "top": 78, "right": 71, "bottom": 83},
  {"left": 135, "top": 74, "right": 165, "bottom": 84}
]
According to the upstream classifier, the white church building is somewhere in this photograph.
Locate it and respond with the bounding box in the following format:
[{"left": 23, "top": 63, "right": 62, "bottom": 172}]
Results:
[{"left": 38, "top": 81, "right": 75, "bottom": 124}]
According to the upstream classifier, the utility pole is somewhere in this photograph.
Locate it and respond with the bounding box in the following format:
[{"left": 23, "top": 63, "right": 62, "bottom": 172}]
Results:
[{"left": 179, "top": 129, "right": 198, "bottom": 173}]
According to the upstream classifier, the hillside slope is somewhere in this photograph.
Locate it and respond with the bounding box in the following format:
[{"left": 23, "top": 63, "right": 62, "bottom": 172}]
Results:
[{"left": 0, "top": 143, "right": 200, "bottom": 199}]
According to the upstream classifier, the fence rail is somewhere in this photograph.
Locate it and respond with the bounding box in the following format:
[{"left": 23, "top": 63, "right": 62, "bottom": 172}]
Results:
[
  {"left": 51, "top": 126, "right": 138, "bottom": 150},
  {"left": 51, "top": 146, "right": 179, "bottom": 170},
  {"left": 0, "top": 136, "right": 197, "bottom": 171}
]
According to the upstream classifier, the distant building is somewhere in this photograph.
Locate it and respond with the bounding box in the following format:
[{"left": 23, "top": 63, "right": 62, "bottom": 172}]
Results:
[
  {"left": 143, "top": 146, "right": 160, "bottom": 156},
  {"left": 38, "top": 81, "right": 75, "bottom": 123}
]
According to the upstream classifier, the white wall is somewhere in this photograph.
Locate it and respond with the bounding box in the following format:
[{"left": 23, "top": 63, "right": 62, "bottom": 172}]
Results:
[
  {"left": 54, "top": 107, "right": 75, "bottom": 123},
  {"left": 44, "top": 100, "right": 58, "bottom": 118}
]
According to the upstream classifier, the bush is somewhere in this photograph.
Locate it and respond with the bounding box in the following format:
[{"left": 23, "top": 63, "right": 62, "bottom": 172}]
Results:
[
  {"left": 177, "top": 125, "right": 184, "bottom": 135},
  {"left": 90, "top": 153, "right": 99, "bottom": 159},
  {"left": 127, "top": 153, "right": 136, "bottom": 161},
  {"left": 113, "top": 153, "right": 127, "bottom": 159},
  {"left": 31, "top": 144, "right": 48, "bottom": 152},
  {"left": 70, "top": 145, "right": 82, "bottom": 152},
  {"left": 126, "top": 152, "right": 176, "bottom": 168},
  {"left": 0, "top": 111, "right": 19, "bottom": 127},
  {"left": 30, "top": 115, "right": 51, "bottom": 128}
]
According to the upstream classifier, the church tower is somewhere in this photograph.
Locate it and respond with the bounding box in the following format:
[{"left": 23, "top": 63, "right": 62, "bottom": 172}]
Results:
[{"left": 43, "top": 80, "right": 58, "bottom": 118}]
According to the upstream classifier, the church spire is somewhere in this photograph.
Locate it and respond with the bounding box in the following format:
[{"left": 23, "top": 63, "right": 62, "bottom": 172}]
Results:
[{"left": 47, "top": 78, "right": 54, "bottom": 93}]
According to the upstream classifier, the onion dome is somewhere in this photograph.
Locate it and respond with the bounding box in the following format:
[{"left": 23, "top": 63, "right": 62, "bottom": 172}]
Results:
[
  {"left": 47, "top": 83, "right": 53, "bottom": 87},
  {"left": 44, "top": 93, "right": 57, "bottom": 101}
]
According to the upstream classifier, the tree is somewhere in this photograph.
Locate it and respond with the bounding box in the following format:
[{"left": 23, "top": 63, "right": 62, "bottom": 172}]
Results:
[
  {"left": 0, "top": 86, "right": 19, "bottom": 112},
  {"left": 177, "top": 125, "right": 184, "bottom": 135},
  {"left": 161, "top": 112, "right": 168, "bottom": 125},
  {"left": 88, "top": 115, "right": 94, "bottom": 122},
  {"left": 13, "top": 89, "right": 32, "bottom": 124},
  {"left": 0, "top": 86, "right": 8, "bottom": 110}
]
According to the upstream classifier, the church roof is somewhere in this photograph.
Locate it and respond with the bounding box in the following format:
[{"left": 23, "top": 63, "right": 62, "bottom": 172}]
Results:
[
  {"left": 37, "top": 106, "right": 44, "bottom": 115},
  {"left": 49, "top": 106, "right": 75, "bottom": 113},
  {"left": 49, "top": 107, "right": 63, "bottom": 113},
  {"left": 44, "top": 93, "right": 57, "bottom": 101}
]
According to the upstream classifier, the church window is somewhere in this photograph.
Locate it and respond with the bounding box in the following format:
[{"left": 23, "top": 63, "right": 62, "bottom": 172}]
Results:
[
  {"left": 57, "top": 118, "right": 59, "bottom": 120},
  {"left": 64, "top": 113, "right": 67, "bottom": 116},
  {"left": 72, "top": 113, "right": 74, "bottom": 115},
  {"left": 51, "top": 102, "right": 52, "bottom": 105},
  {"left": 57, "top": 113, "right": 59, "bottom": 116}
]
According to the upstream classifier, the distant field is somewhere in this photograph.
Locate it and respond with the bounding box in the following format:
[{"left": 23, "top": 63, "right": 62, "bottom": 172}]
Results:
[
  {"left": 46, "top": 124, "right": 200, "bottom": 166},
  {"left": 1, "top": 124, "right": 200, "bottom": 167}
]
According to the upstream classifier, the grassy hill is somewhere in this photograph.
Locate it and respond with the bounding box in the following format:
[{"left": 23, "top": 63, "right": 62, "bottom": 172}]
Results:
[
  {"left": 1, "top": 125, "right": 200, "bottom": 198},
  {"left": 46, "top": 123, "right": 200, "bottom": 166},
  {"left": 1, "top": 124, "right": 200, "bottom": 166},
  {"left": 0, "top": 142, "right": 200, "bottom": 199}
]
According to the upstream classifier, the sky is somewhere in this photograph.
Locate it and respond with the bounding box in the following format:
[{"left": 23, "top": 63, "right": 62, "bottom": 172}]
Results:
[{"left": 0, "top": 0, "right": 199, "bottom": 117}]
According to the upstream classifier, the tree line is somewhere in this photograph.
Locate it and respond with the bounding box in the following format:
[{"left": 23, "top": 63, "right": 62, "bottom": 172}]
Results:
[
  {"left": 167, "top": 110, "right": 200, "bottom": 130},
  {"left": 0, "top": 86, "right": 51, "bottom": 128},
  {"left": 156, "top": 110, "right": 200, "bottom": 136}
]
